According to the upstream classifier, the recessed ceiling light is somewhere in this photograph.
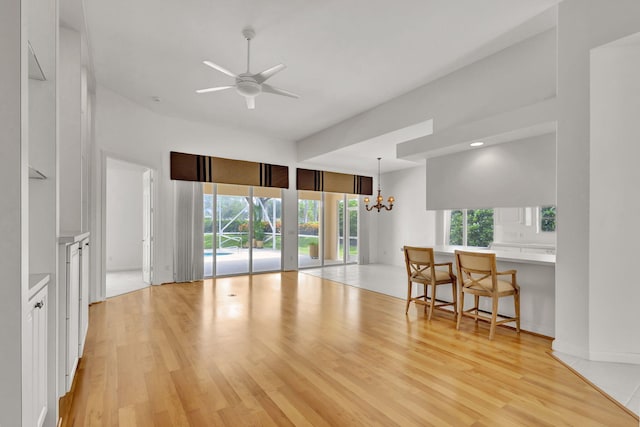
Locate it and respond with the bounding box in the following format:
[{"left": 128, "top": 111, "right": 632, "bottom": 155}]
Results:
[{"left": 470, "top": 141, "right": 484, "bottom": 147}]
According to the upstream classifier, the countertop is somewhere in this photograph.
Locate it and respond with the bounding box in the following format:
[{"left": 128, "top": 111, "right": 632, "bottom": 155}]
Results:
[
  {"left": 433, "top": 245, "right": 556, "bottom": 266},
  {"left": 28, "top": 273, "right": 50, "bottom": 300},
  {"left": 58, "top": 231, "right": 90, "bottom": 244}
]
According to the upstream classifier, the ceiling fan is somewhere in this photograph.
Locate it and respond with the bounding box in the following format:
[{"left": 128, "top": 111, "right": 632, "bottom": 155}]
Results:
[{"left": 196, "top": 27, "right": 299, "bottom": 110}]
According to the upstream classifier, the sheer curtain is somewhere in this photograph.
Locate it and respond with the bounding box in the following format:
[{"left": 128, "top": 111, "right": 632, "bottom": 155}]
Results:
[{"left": 173, "top": 180, "right": 204, "bottom": 282}]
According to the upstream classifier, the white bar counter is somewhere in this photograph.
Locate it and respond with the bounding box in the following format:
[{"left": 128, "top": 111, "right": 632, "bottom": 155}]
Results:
[
  {"left": 433, "top": 245, "right": 556, "bottom": 337},
  {"left": 433, "top": 245, "right": 555, "bottom": 266}
]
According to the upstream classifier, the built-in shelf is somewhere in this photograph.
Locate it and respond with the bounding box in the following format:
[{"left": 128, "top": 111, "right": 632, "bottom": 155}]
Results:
[
  {"left": 28, "top": 41, "right": 46, "bottom": 81},
  {"left": 29, "top": 166, "right": 47, "bottom": 180}
]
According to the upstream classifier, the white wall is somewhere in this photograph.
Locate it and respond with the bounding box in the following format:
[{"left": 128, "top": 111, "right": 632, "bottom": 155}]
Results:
[
  {"left": 93, "top": 86, "right": 298, "bottom": 291},
  {"left": 0, "top": 0, "right": 27, "bottom": 424},
  {"left": 105, "top": 159, "right": 145, "bottom": 271},
  {"left": 589, "top": 36, "right": 640, "bottom": 363},
  {"left": 372, "top": 165, "right": 436, "bottom": 266},
  {"left": 59, "top": 27, "right": 83, "bottom": 233},
  {"left": 425, "top": 133, "right": 556, "bottom": 210},
  {"left": 554, "top": 0, "right": 640, "bottom": 359}
]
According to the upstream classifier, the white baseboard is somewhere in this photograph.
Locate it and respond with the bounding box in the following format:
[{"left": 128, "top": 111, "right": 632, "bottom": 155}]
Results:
[
  {"left": 552, "top": 339, "right": 590, "bottom": 359},
  {"left": 589, "top": 350, "right": 640, "bottom": 365}
]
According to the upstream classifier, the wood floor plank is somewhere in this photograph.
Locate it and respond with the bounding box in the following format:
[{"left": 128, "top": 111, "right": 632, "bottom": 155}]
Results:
[{"left": 63, "top": 272, "right": 638, "bottom": 426}]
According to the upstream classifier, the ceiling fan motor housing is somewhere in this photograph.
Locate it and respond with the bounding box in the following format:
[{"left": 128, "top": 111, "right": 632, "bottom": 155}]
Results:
[{"left": 236, "top": 74, "right": 262, "bottom": 97}]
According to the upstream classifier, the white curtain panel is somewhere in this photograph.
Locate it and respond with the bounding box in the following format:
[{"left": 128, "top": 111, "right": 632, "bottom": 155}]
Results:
[{"left": 173, "top": 180, "right": 204, "bottom": 282}]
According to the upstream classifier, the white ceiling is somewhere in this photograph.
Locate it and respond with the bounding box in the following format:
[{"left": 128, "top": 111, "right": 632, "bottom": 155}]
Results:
[{"left": 82, "top": 0, "right": 560, "bottom": 172}]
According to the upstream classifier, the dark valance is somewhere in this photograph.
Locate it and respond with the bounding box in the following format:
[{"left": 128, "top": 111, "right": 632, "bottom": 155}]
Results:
[
  {"left": 296, "top": 168, "right": 372, "bottom": 195},
  {"left": 170, "top": 151, "right": 289, "bottom": 189}
]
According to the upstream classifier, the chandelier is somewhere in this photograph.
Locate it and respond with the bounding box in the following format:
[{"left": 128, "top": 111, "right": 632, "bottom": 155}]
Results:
[{"left": 364, "top": 157, "right": 394, "bottom": 212}]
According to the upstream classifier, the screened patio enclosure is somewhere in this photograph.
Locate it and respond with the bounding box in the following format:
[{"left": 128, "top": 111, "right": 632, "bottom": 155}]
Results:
[{"left": 204, "top": 183, "right": 282, "bottom": 277}]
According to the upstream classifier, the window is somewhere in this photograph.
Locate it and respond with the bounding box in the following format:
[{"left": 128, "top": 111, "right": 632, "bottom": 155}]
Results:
[
  {"left": 448, "top": 209, "right": 494, "bottom": 247},
  {"left": 540, "top": 206, "right": 556, "bottom": 232}
]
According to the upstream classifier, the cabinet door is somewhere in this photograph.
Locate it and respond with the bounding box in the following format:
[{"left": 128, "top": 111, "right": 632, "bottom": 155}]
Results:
[
  {"left": 24, "top": 303, "right": 35, "bottom": 427},
  {"left": 34, "top": 291, "right": 48, "bottom": 427},
  {"left": 79, "top": 238, "right": 89, "bottom": 355},
  {"left": 25, "top": 288, "right": 48, "bottom": 427},
  {"left": 67, "top": 243, "right": 80, "bottom": 391}
]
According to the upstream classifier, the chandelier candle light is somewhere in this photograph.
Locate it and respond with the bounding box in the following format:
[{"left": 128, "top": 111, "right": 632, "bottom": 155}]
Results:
[{"left": 364, "top": 157, "right": 394, "bottom": 212}]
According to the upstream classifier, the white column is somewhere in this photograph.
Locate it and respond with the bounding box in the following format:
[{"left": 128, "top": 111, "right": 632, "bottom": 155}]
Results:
[
  {"left": 554, "top": 0, "right": 640, "bottom": 358},
  {"left": 0, "top": 0, "right": 28, "bottom": 425}
]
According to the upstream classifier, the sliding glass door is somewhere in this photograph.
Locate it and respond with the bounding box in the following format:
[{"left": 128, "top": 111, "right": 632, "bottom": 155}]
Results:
[
  {"left": 298, "top": 191, "right": 359, "bottom": 268},
  {"left": 298, "top": 191, "right": 322, "bottom": 268},
  {"left": 215, "top": 184, "right": 250, "bottom": 276},
  {"left": 252, "top": 187, "right": 282, "bottom": 273},
  {"left": 203, "top": 183, "right": 282, "bottom": 277},
  {"left": 323, "top": 192, "right": 343, "bottom": 266},
  {"left": 346, "top": 195, "right": 359, "bottom": 263}
]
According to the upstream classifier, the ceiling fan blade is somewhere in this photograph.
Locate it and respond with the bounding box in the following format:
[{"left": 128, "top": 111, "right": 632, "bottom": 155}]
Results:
[
  {"left": 246, "top": 97, "right": 255, "bottom": 110},
  {"left": 254, "top": 64, "right": 286, "bottom": 83},
  {"left": 203, "top": 61, "right": 237, "bottom": 78},
  {"left": 195, "top": 85, "right": 234, "bottom": 94},
  {"left": 262, "top": 83, "right": 299, "bottom": 99}
]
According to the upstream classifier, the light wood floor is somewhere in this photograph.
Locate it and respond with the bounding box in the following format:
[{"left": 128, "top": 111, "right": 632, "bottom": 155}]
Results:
[{"left": 64, "top": 272, "right": 638, "bottom": 426}]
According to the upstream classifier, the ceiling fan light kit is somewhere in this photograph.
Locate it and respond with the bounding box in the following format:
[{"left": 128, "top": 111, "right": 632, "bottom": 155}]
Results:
[{"left": 196, "top": 27, "right": 299, "bottom": 110}]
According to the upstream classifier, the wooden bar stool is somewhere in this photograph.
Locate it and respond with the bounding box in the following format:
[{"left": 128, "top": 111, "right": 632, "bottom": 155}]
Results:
[
  {"left": 454, "top": 250, "right": 520, "bottom": 340},
  {"left": 403, "top": 246, "right": 457, "bottom": 320}
]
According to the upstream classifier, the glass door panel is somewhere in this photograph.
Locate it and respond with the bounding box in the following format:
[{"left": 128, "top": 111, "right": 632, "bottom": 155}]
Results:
[
  {"left": 323, "top": 192, "right": 343, "bottom": 266},
  {"left": 347, "top": 195, "right": 359, "bottom": 263},
  {"left": 216, "top": 184, "right": 250, "bottom": 276},
  {"left": 337, "top": 199, "right": 345, "bottom": 261},
  {"left": 203, "top": 183, "right": 214, "bottom": 277},
  {"left": 298, "top": 191, "right": 321, "bottom": 268},
  {"left": 252, "top": 187, "right": 282, "bottom": 272}
]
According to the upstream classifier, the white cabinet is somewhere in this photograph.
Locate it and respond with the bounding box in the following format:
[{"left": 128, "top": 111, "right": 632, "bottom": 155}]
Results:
[
  {"left": 79, "top": 237, "right": 90, "bottom": 355},
  {"left": 58, "top": 232, "right": 90, "bottom": 395},
  {"left": 25, "top": 282, "right": 48, "bottom": 427},
  {"left": 66, "top": 242, "right": 80, "bottom": 392}
]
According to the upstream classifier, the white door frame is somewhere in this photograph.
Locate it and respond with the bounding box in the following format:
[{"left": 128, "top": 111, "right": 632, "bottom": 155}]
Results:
[
  {"left": 99, "top": 152, "right": 155, "bottom": 301},
  {"left": 142, "top": 169, "right": 153, "bottom": 284}
]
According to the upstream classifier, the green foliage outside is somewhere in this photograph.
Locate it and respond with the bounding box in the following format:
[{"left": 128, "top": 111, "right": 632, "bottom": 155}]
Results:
[
  {"left": 337, "top": 199, "right": 359, "bottom": 237},
  {"left": 299, "top": 222, "right": 319, "bottom": 235},
  {"left": 298, "top": 199, "right": 320, "bottom": 223},
  {"left": 541, "top": 206, "right": 556, "bottom": 232},
  {"left": 450, "top": 210, "right": 464, "bottom": 245},
  {"left": 449, "top": 209, "right": 494, "bottom": 247},
  {"left": 468, "top": 209, "right": 494, "bottom": 247}
]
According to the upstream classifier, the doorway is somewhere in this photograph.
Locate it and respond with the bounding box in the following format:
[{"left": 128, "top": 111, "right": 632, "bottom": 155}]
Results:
[{"left": 105, "top": 158, "right": 153, "bottom": 297}]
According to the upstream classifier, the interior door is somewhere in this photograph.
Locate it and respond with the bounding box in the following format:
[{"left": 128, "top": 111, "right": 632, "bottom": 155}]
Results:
[{"left": 142, "top": 169, "right": 152, "bottom": 283}]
